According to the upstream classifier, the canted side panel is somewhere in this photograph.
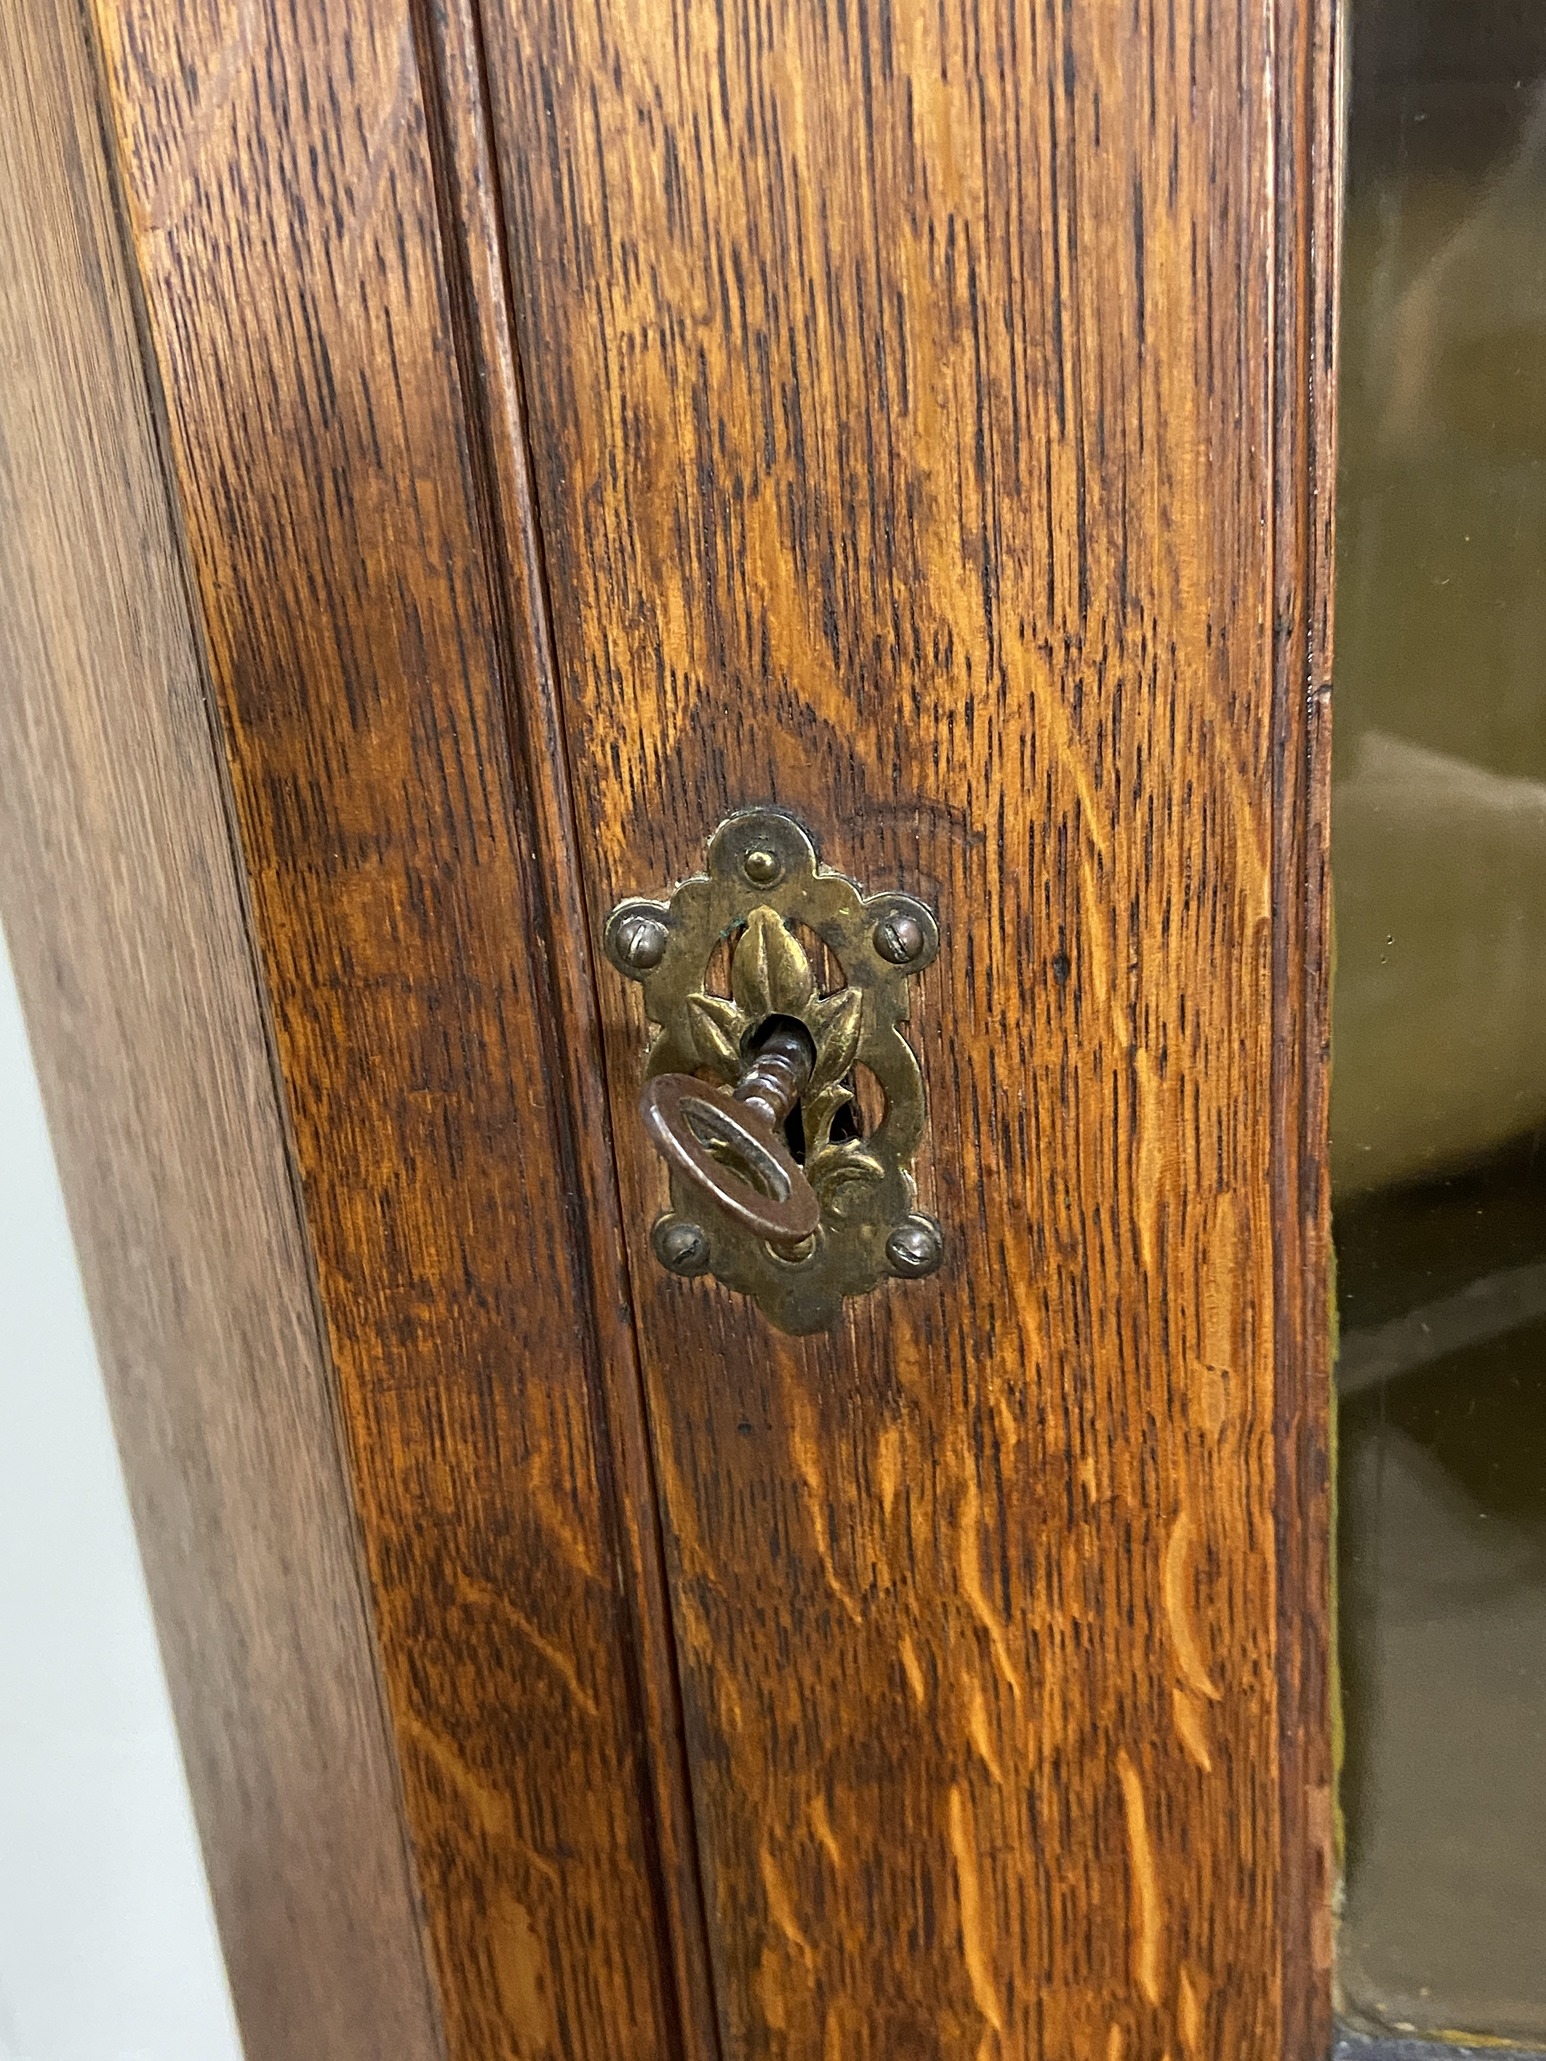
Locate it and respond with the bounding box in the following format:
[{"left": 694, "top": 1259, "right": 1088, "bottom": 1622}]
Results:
[
  {"left": 0, "top": 3, "right": 442, "bottom": 2056},
  {"left": 87, "top": 1, "right": 699, "bottom": 2054},
  {"left": 484, "top": 2, "right": 1286, "bottom": 2056}
]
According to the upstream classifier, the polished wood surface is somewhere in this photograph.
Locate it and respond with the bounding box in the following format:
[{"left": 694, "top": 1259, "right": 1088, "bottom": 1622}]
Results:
[
  {"left": 0, "top": 3, "right": 443, "bottom": 2055},
  {"left": 481, "top": 0, "right": 1335, "bottom": 2053},
  {"left": 15, "top": 0, "right": 1342, "bottom": 2050},
  {"left": 88, "top": 0, "right": 705, "bottom": 2053}
]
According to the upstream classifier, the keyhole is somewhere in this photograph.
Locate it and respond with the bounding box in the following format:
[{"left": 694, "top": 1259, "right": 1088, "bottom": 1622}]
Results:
[{"left": 742, "top": 1014, "right": 817, "bottom": 1163}]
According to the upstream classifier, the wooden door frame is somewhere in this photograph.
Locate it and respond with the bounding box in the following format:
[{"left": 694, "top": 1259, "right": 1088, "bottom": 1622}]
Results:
[{"left": 1272, "top": 0, "right": 1345, "bottom": 2048}]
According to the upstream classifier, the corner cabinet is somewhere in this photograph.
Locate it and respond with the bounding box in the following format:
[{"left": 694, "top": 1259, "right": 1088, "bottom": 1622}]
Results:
[{"left": 0, "top": 0, "right": 1341, "bottom": 2055}]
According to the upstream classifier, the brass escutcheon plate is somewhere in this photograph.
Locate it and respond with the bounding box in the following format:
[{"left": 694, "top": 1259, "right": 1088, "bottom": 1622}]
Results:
[{"left": 603, "top": 807, "right": 942, "bottom": 1334}]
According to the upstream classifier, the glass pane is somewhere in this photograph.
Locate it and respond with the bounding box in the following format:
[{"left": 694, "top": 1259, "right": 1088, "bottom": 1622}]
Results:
[{"left": 1334, "top": 0, "right": 1546, "bottom": 2044}]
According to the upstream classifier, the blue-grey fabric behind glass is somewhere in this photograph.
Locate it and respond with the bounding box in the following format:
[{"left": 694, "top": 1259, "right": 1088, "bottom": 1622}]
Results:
[{"left": 1337, "top": 2034, "right": 1546, "bottom": 2061}]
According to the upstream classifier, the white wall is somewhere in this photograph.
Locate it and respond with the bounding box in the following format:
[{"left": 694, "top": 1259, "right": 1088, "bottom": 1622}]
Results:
[{"left": 0, "top": 934, "right": 242, "bottom": 2061}]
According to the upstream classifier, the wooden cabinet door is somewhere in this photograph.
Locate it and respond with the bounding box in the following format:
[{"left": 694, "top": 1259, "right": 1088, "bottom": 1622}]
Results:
[{"left": 0, "top": 0, "right": 1339, "bottom": 2057}]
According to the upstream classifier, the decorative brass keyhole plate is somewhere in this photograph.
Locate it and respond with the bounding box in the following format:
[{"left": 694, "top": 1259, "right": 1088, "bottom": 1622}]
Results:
[{"left": 603, "top": 808, "right": 942, "bottom": 1334}]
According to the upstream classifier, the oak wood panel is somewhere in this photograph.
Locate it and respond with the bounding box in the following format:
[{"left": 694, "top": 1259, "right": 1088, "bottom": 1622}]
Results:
[
  {"left": 482, "top": 0, "right": 1328, "bottom": 2053},
  {"left": 87, "top": 0, "right": 704, "bottom": 2054},
  {"left": 0, "top": 3, "right": 444, "bottom": 2056}
]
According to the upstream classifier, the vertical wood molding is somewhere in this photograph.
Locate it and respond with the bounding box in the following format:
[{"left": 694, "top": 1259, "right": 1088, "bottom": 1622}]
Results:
[
  {"left": 406, "top": 0, "right": 723, "bottom": 2046},
  {"left": 84, "top": 0, "right": 701, "bottom": 2052},
  {"left": 0, "top": 3, "right": 445, "bottom": 2057},
  {"left": 1271, "top": 0, "right": 1343, "bottom": 2050}
]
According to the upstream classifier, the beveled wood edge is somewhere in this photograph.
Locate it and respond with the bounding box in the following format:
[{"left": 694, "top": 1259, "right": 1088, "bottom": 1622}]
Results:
[
  {"left": 0, "top": 5, "right": 445, "bottom": 2056},
  {"left": 406, "top": 0, "right": 724, "bottom": 2051},
  {"left": 1271, "top": 0, "right": 1345, "bottom": 2052}
]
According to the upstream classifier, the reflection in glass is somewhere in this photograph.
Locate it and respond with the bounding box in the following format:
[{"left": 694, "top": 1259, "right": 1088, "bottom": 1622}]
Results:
[{"left": 1334, "top": 0, "right": 1546, "bottom": 2044}]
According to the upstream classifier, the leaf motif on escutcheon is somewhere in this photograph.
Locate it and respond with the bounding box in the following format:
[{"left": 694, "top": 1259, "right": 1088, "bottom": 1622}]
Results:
[
  {"left": 685, "top": 991, "right": 744, "bottom": 1079},
  {"left": 731, "top": 905, "right": 815, "bottom": 1021},
  {"left": 808, "top": 988, "right": 862, "bottom": 1092}
]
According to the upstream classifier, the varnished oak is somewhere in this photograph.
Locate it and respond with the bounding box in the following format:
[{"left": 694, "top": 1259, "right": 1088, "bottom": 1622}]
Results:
[
  {"left": 482, "top": 0, "right": 1337, "bottom": 2055},
  {"left": 39, "top": 0, "right": 1341, "bottom": 2050},
  {"left": 1271, "top": 1, "right": 1342, "bottom": 2055},
  {"left": 88, "top": 0, "right": 707, "bottom": 2054},
  {"left": 0, "top": 2, "right": 442, "bottom": 2055}
]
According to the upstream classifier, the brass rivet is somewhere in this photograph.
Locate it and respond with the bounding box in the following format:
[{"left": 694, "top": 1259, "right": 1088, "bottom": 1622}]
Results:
[
  {"left": 743, "top": 847, "right": 782, "bottom": 885},
  {"left": 616, "top": 914, "right": 669, "bottom": 971},
  {"left": 653, "top": 1216, "right": 711, "bottom": 1276},
  {"left": 885, "top": 1216, "right": 943, "bottom": 1279},
  {"left": 873, "top": 912, "right": 925, "bottom": 965}
]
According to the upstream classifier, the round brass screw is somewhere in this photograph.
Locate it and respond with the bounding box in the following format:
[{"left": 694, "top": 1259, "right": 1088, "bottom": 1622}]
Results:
[
  {"left": 743, "top": 847, "right": 782, "bottom": 886},
  {"left": 653, "top": 1216, "right": 711, "bottom": 1276},
  {"left": 873, "top": 911, "right": 925, "bottom": 965},
  {"left": 885, "top": 1215, "right": 943, "bottom": 1279},
  {"left": 615, "top": 913, "right": 669, "bottom": 972}
]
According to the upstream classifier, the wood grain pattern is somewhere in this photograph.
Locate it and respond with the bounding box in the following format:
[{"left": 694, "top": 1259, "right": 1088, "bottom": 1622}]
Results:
[
  {"left": 1270, "top": 0, "right": 1342, "bottom": 2053},
  {"left": 408, "top": 3, "right": 721, "bottom": 2043},
  {"left": 86, "top": 0, "right": 706, "bottom": 2054},
  {"left": 479, "top": 0, "right": 1334, "bottom": 2053},
  {"left": 0, "top": 3, "right": 444, "bottom": 2056}
]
